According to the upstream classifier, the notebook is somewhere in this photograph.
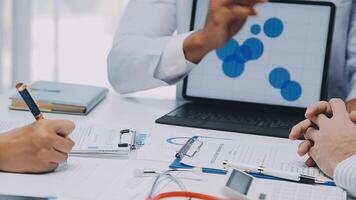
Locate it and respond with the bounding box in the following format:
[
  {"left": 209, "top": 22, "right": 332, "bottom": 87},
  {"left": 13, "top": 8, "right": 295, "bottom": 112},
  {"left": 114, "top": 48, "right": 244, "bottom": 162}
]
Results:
[{"left": 9, "top": 81, "right": 108, "bottom": 115}]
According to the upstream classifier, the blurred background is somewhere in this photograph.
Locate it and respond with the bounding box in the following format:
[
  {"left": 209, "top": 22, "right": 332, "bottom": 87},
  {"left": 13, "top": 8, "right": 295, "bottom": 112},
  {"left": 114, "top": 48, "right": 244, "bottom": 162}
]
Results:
[{"left": 0, "top": 0, "right": 128, "bottom": 93}]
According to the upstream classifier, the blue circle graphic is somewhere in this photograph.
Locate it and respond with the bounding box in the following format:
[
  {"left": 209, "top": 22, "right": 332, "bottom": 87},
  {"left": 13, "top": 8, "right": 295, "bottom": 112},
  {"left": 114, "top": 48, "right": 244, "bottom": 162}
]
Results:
[
  {"left": 269, "top": 67, "right": 291, "bottom": 89},
  {"left": 264, "top": 18, "right": 284, "bottom": 38},
  {"left": 241, "top": 38, "right": 264, "bottom": 60},
  {"left": 251, "top": 24, "right": 261, "bottom": 35},
  {"left": 223, "top": 60, "right": 245, "bottom": 78},
  {"left": 216, "top": 39, "right": 240, "bottom": 60},
  {"left": 240, "top": 45, "right": 253, "bottom": 61},
  {"left": 281, "top": 81, "right": 302, "bottom": 101},
  {"left": 166, "top": 137, "right": 190, "bottom": 146}
]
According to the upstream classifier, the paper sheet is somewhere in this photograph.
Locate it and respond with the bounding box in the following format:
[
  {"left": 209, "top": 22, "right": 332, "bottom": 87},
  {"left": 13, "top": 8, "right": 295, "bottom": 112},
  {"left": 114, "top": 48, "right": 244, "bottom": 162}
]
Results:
[
  {"left": 0, "top": 120, "right": 139, "bottom": 157},
  {"left": 181, "top": 137, "right": 331, "bottom": 181},
  {"left": 0, "top": 158, "right": 130, "bottom": 200}
]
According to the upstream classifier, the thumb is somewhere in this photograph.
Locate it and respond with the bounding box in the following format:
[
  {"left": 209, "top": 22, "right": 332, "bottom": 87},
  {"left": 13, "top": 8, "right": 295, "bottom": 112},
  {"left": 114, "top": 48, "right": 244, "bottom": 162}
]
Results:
[
  {"left": 49, "top": 119, "right": 76, "bottom": 137},
  {"left": 350, "top": 111, "right": 356, "bottom": 123}
]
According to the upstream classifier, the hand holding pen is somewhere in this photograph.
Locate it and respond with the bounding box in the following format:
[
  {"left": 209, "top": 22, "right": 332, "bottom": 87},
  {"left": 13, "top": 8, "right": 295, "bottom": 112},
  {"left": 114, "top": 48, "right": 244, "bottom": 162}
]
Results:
[{"left": 0, "top": 83, "right": 75, "bottom": 173}]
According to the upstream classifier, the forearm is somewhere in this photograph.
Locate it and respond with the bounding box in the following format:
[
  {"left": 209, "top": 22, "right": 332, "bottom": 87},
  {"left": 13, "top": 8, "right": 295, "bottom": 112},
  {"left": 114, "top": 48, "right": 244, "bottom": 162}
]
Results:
[
  {"left": 107, "top": 36, "right": 171, "bottom": 94},
  {"left": 334, "top": 155, "right": 356, "bottom": 197},
  {"left": 183, "top": 30, "right": 214, "bottom": 64}
]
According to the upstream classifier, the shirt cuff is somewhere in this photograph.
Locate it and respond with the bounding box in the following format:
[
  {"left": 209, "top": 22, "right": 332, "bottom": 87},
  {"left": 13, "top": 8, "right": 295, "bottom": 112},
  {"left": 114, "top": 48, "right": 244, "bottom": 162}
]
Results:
[
  {"left": 334, "top": 155, "right": 356, "bottom": 197},
  {"left": 154, "top": 31, "right": 197, "bottom": 85}
]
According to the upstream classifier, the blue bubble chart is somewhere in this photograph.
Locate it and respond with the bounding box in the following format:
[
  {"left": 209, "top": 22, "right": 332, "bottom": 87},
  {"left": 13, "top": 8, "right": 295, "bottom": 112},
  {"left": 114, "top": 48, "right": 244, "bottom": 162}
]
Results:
[
  {"left": 264, "top": 18, "right": 284, "bottom": 38},
  {"left": 216, "top": 39, "right": 240, "bottom": 60},
  {"left": 269, "top": 67, "right": 291, "bottom": 89},
  {"left": 251, "top": 24, "right": 261, "bottom": 35},
  {"left": 281, "top": 81, "right": 302, "bottom": 101},
  {"left": 241, "top": 38, "right": 264, "bottom": 60},
  {"left": 223, "top": 59, "right": 245, "bottom": 78}
]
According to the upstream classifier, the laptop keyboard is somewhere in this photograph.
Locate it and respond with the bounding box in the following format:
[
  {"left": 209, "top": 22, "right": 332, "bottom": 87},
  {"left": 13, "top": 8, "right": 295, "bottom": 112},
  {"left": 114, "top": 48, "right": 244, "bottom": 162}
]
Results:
[
  {"left": 157, "top": 103, "right": 305, "bottom": 138},
  {"left": 168, "top": 107, "right": 299, "bottom": 128}
]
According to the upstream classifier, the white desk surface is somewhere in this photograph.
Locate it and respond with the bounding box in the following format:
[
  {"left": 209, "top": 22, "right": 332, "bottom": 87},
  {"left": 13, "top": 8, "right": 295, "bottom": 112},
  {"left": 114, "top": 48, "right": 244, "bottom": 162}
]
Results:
[{"left": 0, "top": 88, "right": 351, "bottom": 200}]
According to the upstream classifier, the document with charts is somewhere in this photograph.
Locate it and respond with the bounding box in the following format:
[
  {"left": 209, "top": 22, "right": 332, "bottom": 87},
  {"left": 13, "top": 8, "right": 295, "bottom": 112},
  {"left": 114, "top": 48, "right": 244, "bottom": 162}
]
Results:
[{"left": 181, "top": 137, "right": 332, "bottom": 182}]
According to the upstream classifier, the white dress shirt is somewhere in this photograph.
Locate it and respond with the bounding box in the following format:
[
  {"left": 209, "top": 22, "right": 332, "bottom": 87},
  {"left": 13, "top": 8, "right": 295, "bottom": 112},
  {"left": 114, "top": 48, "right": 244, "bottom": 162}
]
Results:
[{"left": 334, "top": 155, "right": 356, "bottom": 197}]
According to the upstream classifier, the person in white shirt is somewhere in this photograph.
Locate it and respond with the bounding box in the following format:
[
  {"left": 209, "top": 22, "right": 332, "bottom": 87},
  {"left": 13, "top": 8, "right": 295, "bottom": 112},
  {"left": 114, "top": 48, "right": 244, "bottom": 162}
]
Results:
[
  {"left": 108, "top": 0, "right": 356, "bottom": 110},
  {"left": 108, "top": 0, "right": 356, "bottom": 196},
  {"left": 290, "top": 99, "right": 356, "bottom": 197},
  {"left": 108, "top": 0, "right": 265, "bottom": 94}
]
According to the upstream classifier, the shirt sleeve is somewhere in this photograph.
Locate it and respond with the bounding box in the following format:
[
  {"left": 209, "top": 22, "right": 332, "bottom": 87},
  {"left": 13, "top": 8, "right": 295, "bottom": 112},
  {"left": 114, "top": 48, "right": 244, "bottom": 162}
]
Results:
[
  {"left": 334, "top": 155, "right": 356, "bottom": 197},
  {"left": 107, "top": 0, "right": 196, "bottom": 94},
  {"left": 154, "top": 32, "right": 197, "bottom": 85},
  {"left": 346, "top": 4, "right": 356, "bottom": 100}
]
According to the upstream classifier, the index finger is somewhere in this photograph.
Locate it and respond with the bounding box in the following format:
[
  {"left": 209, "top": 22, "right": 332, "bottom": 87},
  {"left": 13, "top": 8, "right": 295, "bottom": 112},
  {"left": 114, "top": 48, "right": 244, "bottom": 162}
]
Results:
[
  {"left": 305, "top": 101, "right": 332, "bottom": 119},
  {"left": 289, "top": 119, "right": 312, "bottom": 140},
  {"left": 48, "top": 119, "right": 76, "bottom": 137}
]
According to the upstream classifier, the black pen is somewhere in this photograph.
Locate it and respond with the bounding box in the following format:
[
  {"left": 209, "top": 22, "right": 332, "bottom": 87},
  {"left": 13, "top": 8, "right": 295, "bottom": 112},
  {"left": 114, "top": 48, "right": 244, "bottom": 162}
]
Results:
[{"left": 16, "top": 82, "right": 44, "bottom": 121}]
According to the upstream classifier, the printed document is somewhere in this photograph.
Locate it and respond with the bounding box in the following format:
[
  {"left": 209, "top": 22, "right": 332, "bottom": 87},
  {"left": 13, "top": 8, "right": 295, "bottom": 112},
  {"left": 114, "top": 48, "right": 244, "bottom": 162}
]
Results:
[{"left": 181, "top": 137, "right": 331, "bottom": 181}]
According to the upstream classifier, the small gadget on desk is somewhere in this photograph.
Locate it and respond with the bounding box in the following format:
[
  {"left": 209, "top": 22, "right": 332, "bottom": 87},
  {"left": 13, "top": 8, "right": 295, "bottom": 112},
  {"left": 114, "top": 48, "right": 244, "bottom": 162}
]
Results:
[{"left": 222, "top": 169, "right": 346, "bottom": 200}]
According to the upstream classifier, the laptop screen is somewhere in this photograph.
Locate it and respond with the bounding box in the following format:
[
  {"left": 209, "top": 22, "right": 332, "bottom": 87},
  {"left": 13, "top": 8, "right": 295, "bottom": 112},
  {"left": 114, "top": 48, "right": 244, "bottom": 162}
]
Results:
[{"left": 185, "top": 1, "right": 334, "bottom": 109}]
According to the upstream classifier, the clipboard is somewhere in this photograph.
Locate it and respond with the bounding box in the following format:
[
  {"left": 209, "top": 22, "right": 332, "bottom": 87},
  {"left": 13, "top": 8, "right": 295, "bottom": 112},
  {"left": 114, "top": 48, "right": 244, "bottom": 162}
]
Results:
[
  {"left": 70, "top": 128, "right": 147, "bottom": 157},
  {"left": 169, "top": 136, "right": 336, "bottom": 186},
  {"left": 169, "top": 136, "right": 227, "bottom": 175}
]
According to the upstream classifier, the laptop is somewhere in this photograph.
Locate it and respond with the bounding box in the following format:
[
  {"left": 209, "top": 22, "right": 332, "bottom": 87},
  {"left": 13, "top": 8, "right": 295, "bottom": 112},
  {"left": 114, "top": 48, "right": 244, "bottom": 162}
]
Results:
[{"left": 156, "top": 0, "right": 336, "bottom": 138}]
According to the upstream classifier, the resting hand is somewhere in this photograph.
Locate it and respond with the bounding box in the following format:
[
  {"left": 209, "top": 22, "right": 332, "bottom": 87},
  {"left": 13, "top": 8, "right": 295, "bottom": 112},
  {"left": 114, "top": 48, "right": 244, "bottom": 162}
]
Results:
[
  {"left": 183, "top": 0, "right": 267, "bottom": 63},
  {"left": 0, "top": 119, "right": 75, "bottom": 173},
  {"left": 290, "top": 100, "right": 356, "bottom": 167},
  {"left": 304, "top": 99, "right": 356, "bottom": 177}
]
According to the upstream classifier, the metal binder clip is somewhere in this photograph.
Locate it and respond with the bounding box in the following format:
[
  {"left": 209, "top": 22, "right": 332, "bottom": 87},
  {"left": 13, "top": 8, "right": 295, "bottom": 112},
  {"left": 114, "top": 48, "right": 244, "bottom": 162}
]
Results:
[
  {"left": 175, "top": 137, "right": 204, "bottom": 159},
  {"left": 119, "top": 129, "right": 137, "bottom": 150}
]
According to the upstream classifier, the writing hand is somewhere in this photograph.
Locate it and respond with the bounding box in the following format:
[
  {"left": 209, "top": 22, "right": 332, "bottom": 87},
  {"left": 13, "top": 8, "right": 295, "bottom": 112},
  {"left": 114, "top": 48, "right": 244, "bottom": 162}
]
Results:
[{"left": 0, "top": 119, "right": 75, "bottom": 173}]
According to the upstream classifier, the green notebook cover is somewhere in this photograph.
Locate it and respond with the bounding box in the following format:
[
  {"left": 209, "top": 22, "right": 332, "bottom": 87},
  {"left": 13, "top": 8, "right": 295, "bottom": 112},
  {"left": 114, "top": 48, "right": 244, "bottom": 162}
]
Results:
[{"left": 10, "top": 81, "right": 108, "bottom": 115}]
